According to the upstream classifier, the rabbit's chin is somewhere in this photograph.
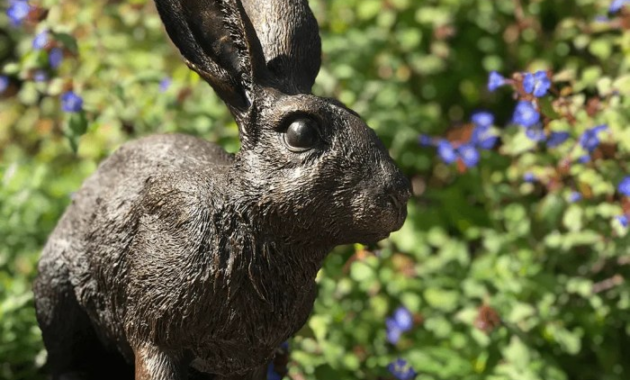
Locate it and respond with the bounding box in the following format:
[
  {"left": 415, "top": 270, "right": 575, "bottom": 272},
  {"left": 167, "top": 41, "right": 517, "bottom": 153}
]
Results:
[{"left": 354, "top": 204, "right": 408, "bottom": 245}]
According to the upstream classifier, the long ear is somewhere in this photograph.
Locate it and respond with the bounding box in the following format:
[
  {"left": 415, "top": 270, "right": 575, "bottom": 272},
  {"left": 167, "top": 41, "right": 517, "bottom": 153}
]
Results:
[
  {"left": 153, "top": 0, "right": 268, "bottom": 112},
  {"left": 241, "top": 0, "right": 322, "bottom": 94}
]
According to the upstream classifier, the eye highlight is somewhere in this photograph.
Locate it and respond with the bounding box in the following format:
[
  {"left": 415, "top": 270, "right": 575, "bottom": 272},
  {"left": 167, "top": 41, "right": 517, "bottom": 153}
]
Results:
[{"left": 283, "top": 118, "right": 320, "bottom": 152}]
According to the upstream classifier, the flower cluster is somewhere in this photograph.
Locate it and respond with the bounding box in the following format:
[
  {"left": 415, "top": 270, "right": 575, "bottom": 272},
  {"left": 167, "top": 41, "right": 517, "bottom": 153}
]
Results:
[
  {"left": 419, "top": 111, "right": 498, "bottom": 170},
  {"left": 419, "top": 62, "right": 630, "bottom": 229},
  {"left": 3, "top": 3, "right": 84, "bottom": 116}
]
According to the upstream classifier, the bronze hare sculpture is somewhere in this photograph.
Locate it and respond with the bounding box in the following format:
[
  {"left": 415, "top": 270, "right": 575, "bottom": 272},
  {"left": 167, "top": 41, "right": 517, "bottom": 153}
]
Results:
[{"left": 33, "top": 0, "right": 411, "bottom": 379}]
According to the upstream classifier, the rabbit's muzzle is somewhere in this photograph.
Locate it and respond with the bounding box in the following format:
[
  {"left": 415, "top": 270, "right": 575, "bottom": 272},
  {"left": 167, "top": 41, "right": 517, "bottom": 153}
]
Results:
[
  {"left": 351, "top": 166, "right": 411, "bottom": 244},
  {"left": 382, "top": 171, "right": 412, "bottom": 229}
]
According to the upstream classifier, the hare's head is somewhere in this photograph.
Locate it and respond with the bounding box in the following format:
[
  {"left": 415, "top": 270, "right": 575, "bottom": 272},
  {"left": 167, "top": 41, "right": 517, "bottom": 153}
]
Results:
[{"left": 154, "top": 0, "right": 411, "bottom": 245}]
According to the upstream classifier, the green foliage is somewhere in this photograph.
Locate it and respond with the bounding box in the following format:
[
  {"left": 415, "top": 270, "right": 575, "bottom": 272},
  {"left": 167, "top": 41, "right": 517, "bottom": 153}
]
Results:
[{"left": 2, "top": 0, "right": 630, "bottom": 379}]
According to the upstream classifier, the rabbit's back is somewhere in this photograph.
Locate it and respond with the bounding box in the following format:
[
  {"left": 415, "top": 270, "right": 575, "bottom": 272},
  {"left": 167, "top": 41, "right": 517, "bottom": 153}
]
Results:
[
  {"left": 46, "top": 132, "right": 232, "bottom": 262},
  {"left": 38, "top": 134, "right": 233, "bottom": 353}
]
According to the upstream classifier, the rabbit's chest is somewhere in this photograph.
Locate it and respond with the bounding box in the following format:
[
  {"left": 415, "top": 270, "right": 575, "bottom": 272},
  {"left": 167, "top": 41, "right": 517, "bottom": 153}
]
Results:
[{"left": 190, "top": 273, "right": 318, "bottom": 375}]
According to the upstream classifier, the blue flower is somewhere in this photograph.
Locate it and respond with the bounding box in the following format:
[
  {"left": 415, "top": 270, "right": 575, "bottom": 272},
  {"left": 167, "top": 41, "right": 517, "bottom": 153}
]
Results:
[
  {"left": 418, "top": 134, "right": 434, "bottom": 147},
  {"left": 616, "top": 215, "right": 629, "bottom": 228},
  {"left": 579, "top": 124, "right": 607, "bottom": 153},
  {"left": 547, "top": 131, "right": 570, "bottom": 148},
  {"left": 523, "top": 172, "right": 536, "bottom": 183},
  {"left": 49, "top": 48, "right": 64, "bottom": 68},
  {"left": 33, "top": 30, "right": 49, "bottom": 50},
  {"left": 386, "top": 318, "right": 402, "bottom": 344},
  {"left": 578, "top": 155, "right": 591, "bottom": 164},
  {"left": 471, "top": 125, "right": 498, "bottom": 150},
  {"left": 610, "top": 0, "right": 630, "bottom": 12},
  {"left": 393, "top": 306, "right": 413, "bottom": 331},
  {"left": 386, "top": 306, "right": 414, "bottom": 344},
  {"left": 7, "top": 0, "right": 30, "bottom": 26},
  {"left": 266, "top": 362, "right": 282, "bottom": 380},
  {"left": 61, "top": 91, "right": 83, "bottom": 113},
  {"left": 159, "top": 77, "right": 172, "bottom": 92},
  {"left": 437, "top": 140, "right": 457, "bottom": 164},
  {"left": 471, "top": 111, "right": 494, "bottom": 128},
  {"left": 569, "top": 191, "right": 582, "bottom": 203},
  {"left": 618, "top": 176, "right": 630, "bottom": 196},
  {"left": 388, "top": 358, "right": 417, "bottom": 380},
  {"left": 458, "top": 144, "right": 480, "bottom": 167},
  {"left": 488, "top": 71, "right": 506, "bottom": 92},
  {"left": 525, "top": 124, "right": 546, "bottom": 142},
  {"left": 0, "top": 76, "right": 9, "bottom": 93},
  {"left": 523, "top": 71, "right": 551, "bottom": 97},
  {"left": 33, "top": 70, "right": 48, "bottom": 82},
  {"left": 513, "top": 101, "right": 540, "bottom": 127}
]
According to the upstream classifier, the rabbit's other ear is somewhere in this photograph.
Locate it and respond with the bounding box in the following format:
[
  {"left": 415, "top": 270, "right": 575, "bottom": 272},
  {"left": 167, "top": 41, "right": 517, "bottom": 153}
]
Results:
[
  {"left": 154, "top": 0, "right": 267, "bottom": 112},
  {"left": 241, "top": 0, "right": 321, "bottom": 94}
]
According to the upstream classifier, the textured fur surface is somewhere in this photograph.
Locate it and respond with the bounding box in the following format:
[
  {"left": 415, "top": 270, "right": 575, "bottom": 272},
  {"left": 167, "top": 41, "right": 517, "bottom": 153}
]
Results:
[{"left": 34, "top": 1, "right": 411, "bottom": 379}]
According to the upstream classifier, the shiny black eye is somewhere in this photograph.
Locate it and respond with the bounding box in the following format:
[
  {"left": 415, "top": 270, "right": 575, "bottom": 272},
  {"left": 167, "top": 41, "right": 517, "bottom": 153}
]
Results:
[{"left": 283, "top": 118, "right": 320, "bottom": 152}]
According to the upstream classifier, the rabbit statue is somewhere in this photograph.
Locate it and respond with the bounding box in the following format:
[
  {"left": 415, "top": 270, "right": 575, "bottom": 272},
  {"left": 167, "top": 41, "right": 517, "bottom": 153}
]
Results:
[{"left": 33, "top": 0, "right": 411, "bottom": 379}]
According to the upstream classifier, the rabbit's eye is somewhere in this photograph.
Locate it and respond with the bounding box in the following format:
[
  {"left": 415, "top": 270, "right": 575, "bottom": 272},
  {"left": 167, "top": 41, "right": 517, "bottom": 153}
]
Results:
[{"left": 284, "top": 118, "right": 320, "bottom": 152}]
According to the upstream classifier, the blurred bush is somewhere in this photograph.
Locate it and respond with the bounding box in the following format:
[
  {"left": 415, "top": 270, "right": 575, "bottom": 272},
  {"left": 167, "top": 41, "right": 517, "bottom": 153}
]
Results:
[{"left": 2, "top": 0, "right": 630, "bottom": 379}]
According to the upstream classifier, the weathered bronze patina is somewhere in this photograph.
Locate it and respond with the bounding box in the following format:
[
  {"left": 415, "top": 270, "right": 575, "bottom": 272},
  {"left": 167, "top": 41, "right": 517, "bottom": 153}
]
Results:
[{"left": 34, "top": 1, "right": 411, "bottom": 379}]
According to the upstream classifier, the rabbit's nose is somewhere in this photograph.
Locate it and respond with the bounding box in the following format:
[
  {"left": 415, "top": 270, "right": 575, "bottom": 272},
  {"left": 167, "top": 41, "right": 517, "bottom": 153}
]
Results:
[{"left": 385, "top": 172, "right": 412, "bottom": 208}]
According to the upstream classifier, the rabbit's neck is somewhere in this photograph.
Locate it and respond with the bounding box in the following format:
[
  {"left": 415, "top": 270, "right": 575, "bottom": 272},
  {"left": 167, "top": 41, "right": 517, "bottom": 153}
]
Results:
[{"left": 212, "top": 201, "right": 331, "bottom": 298}]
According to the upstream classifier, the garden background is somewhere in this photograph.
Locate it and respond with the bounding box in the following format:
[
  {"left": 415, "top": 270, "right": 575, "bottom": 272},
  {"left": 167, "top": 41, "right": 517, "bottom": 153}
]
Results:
[{"left": 2, "top": 0, "right": 630, "bottom": 379}]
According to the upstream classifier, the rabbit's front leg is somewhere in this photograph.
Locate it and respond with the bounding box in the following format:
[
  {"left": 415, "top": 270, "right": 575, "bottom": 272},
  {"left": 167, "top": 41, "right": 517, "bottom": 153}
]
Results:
[{"left": 133, "top": 343, "right": 187, "bottom": 380}]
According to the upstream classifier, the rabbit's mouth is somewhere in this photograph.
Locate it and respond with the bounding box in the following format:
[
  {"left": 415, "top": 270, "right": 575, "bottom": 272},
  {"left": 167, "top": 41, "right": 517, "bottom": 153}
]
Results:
[{"left": 353, "top": 195, "right": 408, "bottom": 245}]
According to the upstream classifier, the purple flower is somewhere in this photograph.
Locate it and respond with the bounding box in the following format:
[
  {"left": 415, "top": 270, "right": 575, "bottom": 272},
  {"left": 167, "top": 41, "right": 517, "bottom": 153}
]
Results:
[
  {"left": 488, "top": 71, "right": 506, "bottom": 92},
  {"left": 388, "top": 358, "right": 417, "bottom": 380},
  {"left": 569, "top": 191, "right": 582, "bottom": 203},
  {"left": 49, "top": 48, "right": 64, "bottom": 68},
  {"left": 618, "top": 176, "right": 630, "bottom": 196},
  {"left": 523, "top": 172, "right": 536, "bottom": 182},
  {"left": 33, "top": 70, "right": 48, "bottom": 82},
  {"left": 579, "top": 124, "right": 607, "bottom": 153},
  {"left": 610, "top": 0, "right": 630, "bottom": 12},
  {"left": 418, "top": 134, "right": 434, "bottom": 147},
  {"left": 61, "top": 91, "right": 83, "bottom": 113},
  {"left": 547, "top": 131, "right": 570, "bottom": 148},
  {"left": 458, "top": 144, "right": 480, "bottom": 167},
  {"left": 33, "top": 30, "right": 49, "bottom": 50},
  {"left": 0, "top": 76, "right": 9, "bottom": 93},
  {"left": 525, "top": 124, "right": 545, "bottom": 142},
  {"left": 513, "top": 101, "right": 540, "bottom": 127},
  {"left": 159, "top": 77, "right": 172, "bottom": 92},
  {"left": 523, "top": 71, "right": 551, "bottom": 97},
  {"left": 437, "top": 140, "right": 457, "bottom": 164},
  {"left": 471, "top": 111, "right": 494, "bottom": 128},
  {"left": 616, "top": 215, "right": 629, "bottom": 227},
  {"left": 7, "top": 0, "right": 30, "bottom": 27}
]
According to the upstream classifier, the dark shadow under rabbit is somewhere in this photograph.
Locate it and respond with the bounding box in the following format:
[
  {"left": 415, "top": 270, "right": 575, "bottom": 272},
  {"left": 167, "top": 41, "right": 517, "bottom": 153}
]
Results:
[{"left": 33, "top": 0, "right": 411, "bottom": 379}]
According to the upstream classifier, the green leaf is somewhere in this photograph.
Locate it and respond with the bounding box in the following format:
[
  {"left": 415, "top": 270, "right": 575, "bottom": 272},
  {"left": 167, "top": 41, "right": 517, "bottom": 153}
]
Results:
[{"left": 53, "top": 32, "right": 79, "bottom": 54}]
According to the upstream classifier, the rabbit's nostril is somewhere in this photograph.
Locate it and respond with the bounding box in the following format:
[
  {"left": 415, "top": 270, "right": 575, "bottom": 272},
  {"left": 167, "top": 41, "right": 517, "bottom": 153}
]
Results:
[{"left": 388, "top": 194, "right": 403, "bottom": 209}]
